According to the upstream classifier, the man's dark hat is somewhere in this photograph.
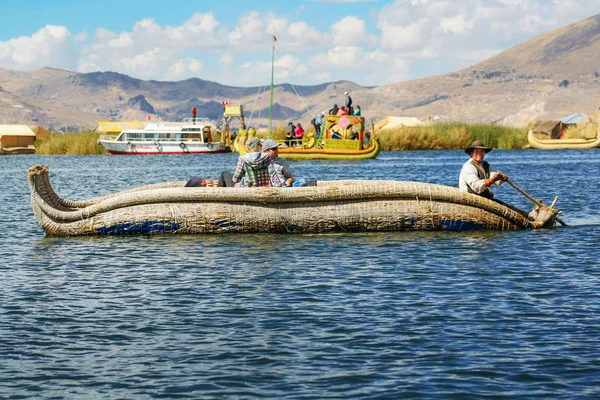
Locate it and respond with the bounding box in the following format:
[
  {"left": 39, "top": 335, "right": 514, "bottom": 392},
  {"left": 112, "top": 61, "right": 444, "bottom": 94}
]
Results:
[{"left": 465, "top": 139, "right": 493, "bottom": 155}]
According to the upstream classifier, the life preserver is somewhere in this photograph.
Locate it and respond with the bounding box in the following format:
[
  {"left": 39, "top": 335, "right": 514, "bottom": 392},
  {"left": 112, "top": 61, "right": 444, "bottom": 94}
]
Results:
[
  {"left": 154, "top": 140, "right": 159, "bottom": 147},
  {"left": 179, "top": 142, "right": 186, "bottom": 149},
  {"left": 207, "top": 143, "right": 215, "bottom": 150},
  {"left": 126, "top": 141, "right": 132, "bottom": 149},
  {"left": 304, "top": 137, "right": 316, "bottom": 149}
]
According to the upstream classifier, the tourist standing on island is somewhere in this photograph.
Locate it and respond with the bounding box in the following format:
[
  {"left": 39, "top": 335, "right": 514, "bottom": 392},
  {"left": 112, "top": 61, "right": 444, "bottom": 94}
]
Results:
[{"left": 344, "top": 91, "right": 353, "bottom": 114}]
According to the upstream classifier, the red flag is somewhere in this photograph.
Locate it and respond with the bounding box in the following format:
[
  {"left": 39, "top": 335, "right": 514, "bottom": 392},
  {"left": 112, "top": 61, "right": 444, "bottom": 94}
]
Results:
[{"left": 273, "top": 35, "right": 277, "bottom": 42}]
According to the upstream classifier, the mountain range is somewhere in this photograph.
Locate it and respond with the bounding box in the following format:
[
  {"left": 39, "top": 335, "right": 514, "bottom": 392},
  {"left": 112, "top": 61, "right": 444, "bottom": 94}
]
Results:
[{"left": 1, "top": 13, "right": 599, "bottom": 131}]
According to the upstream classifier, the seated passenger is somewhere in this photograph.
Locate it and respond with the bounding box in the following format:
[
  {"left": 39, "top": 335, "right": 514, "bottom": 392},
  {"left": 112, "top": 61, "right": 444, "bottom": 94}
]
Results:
[
  {"left": 336, "top": 106, "right": 348, "bottom": 116},
  {"left": 262, "top": 139, "right": 316, "bottom": 187},
  {"left": 219, "top": 137, "right": 263, "bottom": 187},
  {"left": 231, "top": 138, "right": 282, "bottom": 187},
  {"left": 184, "top": 137, "right": 268, "bottom": 187}
]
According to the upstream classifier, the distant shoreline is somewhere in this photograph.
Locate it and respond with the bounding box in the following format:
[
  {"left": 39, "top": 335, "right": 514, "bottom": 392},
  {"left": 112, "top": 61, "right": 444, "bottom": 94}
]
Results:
[{"left": 31, "top": 123, "right": 530, "bottom": 155}]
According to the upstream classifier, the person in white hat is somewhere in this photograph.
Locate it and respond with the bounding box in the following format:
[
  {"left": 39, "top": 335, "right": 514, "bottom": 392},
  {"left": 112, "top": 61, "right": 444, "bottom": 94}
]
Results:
[
  {"left": 344, "top": 91, "right": 353, "bottom": 114},
  {"left": 459, "top": 139, "right": 508, "bottom": 199}
]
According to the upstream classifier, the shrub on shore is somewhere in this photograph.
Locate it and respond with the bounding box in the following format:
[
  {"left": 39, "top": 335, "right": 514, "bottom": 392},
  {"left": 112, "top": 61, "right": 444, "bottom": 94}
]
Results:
[{"left": 376, "top": 123, "right": 528, "bottom": 151}]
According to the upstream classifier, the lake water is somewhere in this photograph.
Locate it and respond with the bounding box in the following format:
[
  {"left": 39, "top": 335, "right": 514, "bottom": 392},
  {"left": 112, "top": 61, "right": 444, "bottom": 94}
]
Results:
[{"left": 1, "top": 150, "right": 599, "bottom": 399}]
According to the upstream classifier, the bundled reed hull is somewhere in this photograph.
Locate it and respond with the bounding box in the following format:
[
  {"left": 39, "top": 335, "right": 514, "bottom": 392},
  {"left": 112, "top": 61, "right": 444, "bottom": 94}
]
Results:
[
  {"left": 528, "top": 129, "right": 600, "bottom": 149},
  {"left": 233, "top": 136, "right": 380, "bottom": 160},
  {"left": 275, "top": 138, "right": 380, "bottom": 160},
  {"left": 28, "top": 165, "right": 558, "bottom": 236}
]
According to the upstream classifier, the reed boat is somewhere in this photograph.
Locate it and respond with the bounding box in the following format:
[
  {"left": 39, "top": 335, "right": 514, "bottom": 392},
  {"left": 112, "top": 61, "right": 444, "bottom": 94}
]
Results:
[
  {"left": 527, "top": 129, "right": 600, "bottom": 150},
  {"left": 28, "top": 165, "right": 560, "bottom": 236},
  {"left": 234, "top": 115, "right": 381, "bottom": 161}
]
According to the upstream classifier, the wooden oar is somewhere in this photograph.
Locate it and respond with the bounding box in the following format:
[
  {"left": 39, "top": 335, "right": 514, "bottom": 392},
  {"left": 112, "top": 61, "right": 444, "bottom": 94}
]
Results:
[{"left": 506, "top": 179, "right": 567, "bottom": 226}]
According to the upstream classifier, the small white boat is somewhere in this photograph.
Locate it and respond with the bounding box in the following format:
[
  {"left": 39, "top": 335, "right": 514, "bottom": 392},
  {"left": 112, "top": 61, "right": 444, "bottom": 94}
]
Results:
[{"left": 97, "top": 118, "right": 230, "bottom": 155}]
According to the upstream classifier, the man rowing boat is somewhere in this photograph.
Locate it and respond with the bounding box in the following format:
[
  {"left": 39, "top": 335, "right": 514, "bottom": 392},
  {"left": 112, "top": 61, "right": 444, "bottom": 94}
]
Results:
[{"left": 459, "top": 139, "right": 508, "bottom": 199}]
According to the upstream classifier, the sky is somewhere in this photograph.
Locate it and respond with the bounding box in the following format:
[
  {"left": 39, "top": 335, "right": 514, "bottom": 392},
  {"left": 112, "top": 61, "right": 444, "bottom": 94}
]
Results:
[{"left": 0, "top": 0, "right": 598, "bottom": 87}]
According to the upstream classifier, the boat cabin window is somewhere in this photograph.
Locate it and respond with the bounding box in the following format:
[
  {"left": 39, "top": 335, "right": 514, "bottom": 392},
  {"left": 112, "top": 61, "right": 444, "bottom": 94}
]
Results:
[
  {"left": 144, "top": 133, "right": 156, "bottom": 140},
  {"left": 181, "top": 133, "right": 203, "bottom": 141},
  {"left": 125, "top": 132, "right": 142, "bottom": 140}
]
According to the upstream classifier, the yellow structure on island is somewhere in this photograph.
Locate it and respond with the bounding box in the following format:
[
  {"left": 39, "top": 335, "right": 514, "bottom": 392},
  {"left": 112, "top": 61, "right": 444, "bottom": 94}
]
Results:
[{"left": 93, "top": 121, "right": 147, "bottom": 135}]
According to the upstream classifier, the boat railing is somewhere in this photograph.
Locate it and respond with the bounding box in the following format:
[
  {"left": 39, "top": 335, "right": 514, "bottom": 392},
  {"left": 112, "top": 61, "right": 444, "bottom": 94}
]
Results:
[
  {"left": 100, "top": 135, "right": 212, "bottom": 143},
  {"left": 146, "top": 118, "right": 212, "bottom": 128},
  {"left": 181, "top": 117, "right": 211, "bottom": 124}
]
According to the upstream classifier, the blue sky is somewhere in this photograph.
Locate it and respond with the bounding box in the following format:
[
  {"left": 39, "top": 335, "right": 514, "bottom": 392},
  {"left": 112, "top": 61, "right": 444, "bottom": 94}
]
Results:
[{"left": 0, "top": 0, "right": 598, "bottom": 87}]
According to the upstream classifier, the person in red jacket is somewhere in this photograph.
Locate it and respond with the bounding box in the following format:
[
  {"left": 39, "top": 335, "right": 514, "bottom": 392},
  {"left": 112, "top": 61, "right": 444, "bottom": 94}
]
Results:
[{"left": 191, "top": 107, "right": 197, "bottom": 124}]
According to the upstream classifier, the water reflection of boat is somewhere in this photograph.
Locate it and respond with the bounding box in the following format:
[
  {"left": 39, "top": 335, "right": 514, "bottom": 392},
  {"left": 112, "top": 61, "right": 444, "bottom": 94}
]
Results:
[
  {"left": 28, "top": 165, "right": 560, "bottom": 236},
  {"left": 97, "top": 118, "right": 229, "bottom": 154}
]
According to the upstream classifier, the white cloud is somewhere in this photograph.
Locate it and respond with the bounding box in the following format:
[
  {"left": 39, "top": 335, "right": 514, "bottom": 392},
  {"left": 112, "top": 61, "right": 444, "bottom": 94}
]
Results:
[
  {"left": 229, "top": 11, "right": 287, "bottom": 47},
  {"left": 162, "top": 58, "right": 203, "bottom": 81},
  {"left": 0, "top": 25, "right": 76, "bottom": 70},
  {"left": 331, "top": 16, "right": 378, "bottom": 46},
  {"left": 380, "top": 19, "right": 429, "bottom": 50},
  {"left": 287, "top": 22, "right": 323, "bottom": 44},
  {"left": 220, "top": 52, "right": 234, "bottom": 68},
  {"left": 74, "top": 31, "right": 88, "bottom": 42},
  {"left": 436, "top": 15, "right": 475, "bottom": 35},
  {"left": 1, "top": 1, "right": 599, "bottom": 87}
]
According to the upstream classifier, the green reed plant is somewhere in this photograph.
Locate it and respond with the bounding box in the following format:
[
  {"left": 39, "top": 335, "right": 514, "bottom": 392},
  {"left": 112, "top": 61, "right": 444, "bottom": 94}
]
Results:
[
  {"left": 376, "top": 123, "right": 528, "bottom": 151},
  {"left": 36, "top": 131, "right": 108, "bottom": 155}
]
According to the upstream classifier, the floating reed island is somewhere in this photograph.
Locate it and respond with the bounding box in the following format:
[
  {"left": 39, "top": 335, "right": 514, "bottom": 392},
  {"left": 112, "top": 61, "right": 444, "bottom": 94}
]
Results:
[{"left": 28, "top": 165, "right": 560, "bottom": 236}]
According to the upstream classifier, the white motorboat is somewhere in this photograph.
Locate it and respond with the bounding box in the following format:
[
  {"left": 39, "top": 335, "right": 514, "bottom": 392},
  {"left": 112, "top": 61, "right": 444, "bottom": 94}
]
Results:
[{"left": 97, "top": 118, "right": 230, "bottom": 155}]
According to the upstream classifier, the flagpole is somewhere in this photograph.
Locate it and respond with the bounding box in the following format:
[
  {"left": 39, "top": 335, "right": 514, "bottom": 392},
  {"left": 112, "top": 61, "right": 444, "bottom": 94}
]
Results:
[{"left": 268, "top": 35, "right": 276, "bottom": 136}]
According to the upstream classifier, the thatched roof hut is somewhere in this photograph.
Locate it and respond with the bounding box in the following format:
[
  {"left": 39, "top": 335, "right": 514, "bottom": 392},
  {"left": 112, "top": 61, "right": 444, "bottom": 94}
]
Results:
[
  {"left": 532, "top": 121, "right": 562, "bottom": 139},
  {"left": 0, "top": 125, "right": 36, "bottom": 154}
]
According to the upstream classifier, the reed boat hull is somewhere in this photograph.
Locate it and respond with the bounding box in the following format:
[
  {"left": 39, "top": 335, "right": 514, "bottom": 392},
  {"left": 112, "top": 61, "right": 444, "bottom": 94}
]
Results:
[
  {"left": 1, "top": 146, "right": 36, "bottom": 155},
  {"left": 234, "top": 136, "right": 380, "bottom": 160},
  {"left": 527, "top": 129, "right": 600, "bottom": 150},
  {"left": 28, "top": 165, "right": 560, "bottom": 236}
]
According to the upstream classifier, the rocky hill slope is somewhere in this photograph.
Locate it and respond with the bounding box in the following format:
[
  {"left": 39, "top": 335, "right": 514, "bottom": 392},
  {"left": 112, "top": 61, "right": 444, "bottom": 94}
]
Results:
[{"left": 0, "top": 14, "right": 598, "bottom": 131}]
